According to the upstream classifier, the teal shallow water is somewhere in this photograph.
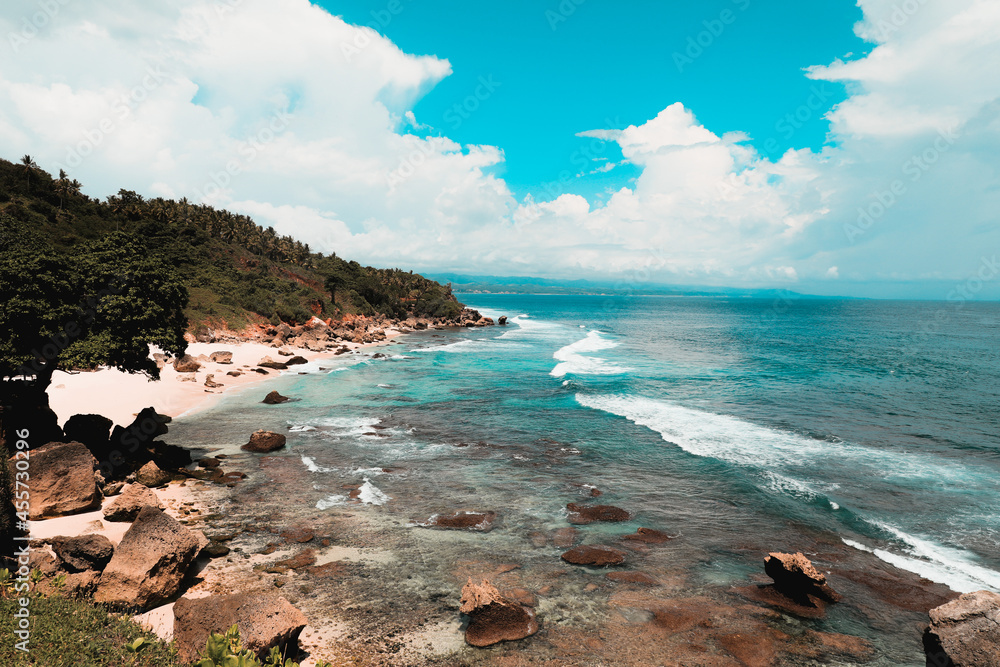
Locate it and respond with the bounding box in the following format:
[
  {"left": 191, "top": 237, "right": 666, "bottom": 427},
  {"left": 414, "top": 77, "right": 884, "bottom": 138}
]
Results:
[{"left": 167, "top": 295, "right": 1000, "bottom": 664}]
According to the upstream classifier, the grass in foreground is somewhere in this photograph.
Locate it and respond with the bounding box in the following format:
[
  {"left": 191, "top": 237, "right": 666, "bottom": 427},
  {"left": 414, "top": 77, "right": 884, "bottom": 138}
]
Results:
[{"left": 0, "top": 592, "right": 181, "bottom": 667}]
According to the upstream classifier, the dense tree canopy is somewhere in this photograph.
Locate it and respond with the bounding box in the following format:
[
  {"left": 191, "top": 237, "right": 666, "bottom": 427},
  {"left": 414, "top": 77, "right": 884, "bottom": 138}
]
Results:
[{"left": 0, "top": 216, "right": 188, "bottom": 384}]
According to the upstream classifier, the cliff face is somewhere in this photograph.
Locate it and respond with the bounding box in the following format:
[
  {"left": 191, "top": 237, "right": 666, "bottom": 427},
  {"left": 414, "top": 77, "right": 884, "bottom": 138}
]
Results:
[{"left": 0, "top": 157, "right": 465, "bottom": 332}]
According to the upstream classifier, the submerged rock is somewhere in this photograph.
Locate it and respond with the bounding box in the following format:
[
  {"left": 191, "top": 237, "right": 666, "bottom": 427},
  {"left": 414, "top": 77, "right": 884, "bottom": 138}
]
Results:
[
  {"left": 566, "top": 503, "right": 631, "bottom": 525},
  {"left": 764, "top": 552, "right": 842, "bottom": 605},
  {"left": 561, "top": 545, "right": 628, "bottom": 567},
  {"left": 242, "top": 430, "right": 287, "bottom": 453},
  {"left": 421, "top": 511, "right": 497, "bottom": 532},
  {"left": 924, "top": 590, "right": 1000, "bottom": 667},
  {"left": 621, "top": 527, "right": 673, "bottom": 545},
  {"left": 460, "top": 578, "right": 539, "bottom": 647}
]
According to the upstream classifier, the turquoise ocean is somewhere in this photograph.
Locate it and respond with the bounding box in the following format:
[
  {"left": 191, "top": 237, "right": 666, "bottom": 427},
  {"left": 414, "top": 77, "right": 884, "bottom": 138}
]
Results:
[{"left": 170, "top": 295, "right": 1000, "bottom": 664}]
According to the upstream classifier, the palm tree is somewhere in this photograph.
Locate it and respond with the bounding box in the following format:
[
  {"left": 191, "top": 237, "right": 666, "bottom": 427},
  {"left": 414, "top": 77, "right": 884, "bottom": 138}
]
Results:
[
  {"left": 55, "top": 169, "right": 70, "bottom": 209},
  {"left": 20, "top": 154, "right": 38, "bottom": 190}
]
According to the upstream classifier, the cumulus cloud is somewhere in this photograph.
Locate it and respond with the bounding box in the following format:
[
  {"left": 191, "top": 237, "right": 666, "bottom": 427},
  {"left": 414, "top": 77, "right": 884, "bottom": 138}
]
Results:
[{"left": 1, "top": 0, "right": 997, "bottom": 296}]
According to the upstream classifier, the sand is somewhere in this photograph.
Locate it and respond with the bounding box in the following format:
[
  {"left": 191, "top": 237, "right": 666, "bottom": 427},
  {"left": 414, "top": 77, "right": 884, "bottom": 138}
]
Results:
[{"left": 47, "top": 332, "right": 404, "bottom": 427}]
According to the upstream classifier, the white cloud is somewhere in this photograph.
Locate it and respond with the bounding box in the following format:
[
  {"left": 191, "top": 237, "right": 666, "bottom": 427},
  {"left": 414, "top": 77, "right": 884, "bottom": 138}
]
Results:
[{"left": 1, "top": 0, "right": 998, "bottom": 297}]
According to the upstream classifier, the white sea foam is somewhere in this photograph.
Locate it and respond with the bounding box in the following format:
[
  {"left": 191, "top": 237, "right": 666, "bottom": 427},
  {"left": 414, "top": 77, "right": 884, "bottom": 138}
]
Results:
[
  {"left": 357, "top": 478, "right": 389, "bottom": 505},
  {"left": 550, "top": 331, "right": 624, "bottom": 377},
  {"left": 300, "top": 455, "right": 335, "bottom": 473},
  {"left": 575, "top": 393, "right": 979, "bottom": 484},
  {"left": 316, "top": 494, "right": 347, "bottom": 510},
  {"left": 288, "top": 424, "right": 316, "bottom": 433},
  {"left": 843, "top": 525, "right": 1000, "bottom": 593}
]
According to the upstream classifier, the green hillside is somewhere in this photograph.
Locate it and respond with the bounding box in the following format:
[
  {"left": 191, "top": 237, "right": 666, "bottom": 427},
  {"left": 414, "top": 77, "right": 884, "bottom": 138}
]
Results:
[{"left": 0, "top": 155, "right": 464, "bottom": 332}]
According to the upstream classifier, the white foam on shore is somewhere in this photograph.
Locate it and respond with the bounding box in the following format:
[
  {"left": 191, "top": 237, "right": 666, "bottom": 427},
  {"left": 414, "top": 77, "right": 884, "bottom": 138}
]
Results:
[
  {"left": 300, "top": 455, "right": 335, "bottom": 473},
  {"left": 316, "top": 494, "right": 347, "bottom": 510},
  {"left": 843, "top": 526, "right": 1000, "bottom": 593},
  {"left": 358, "top": 478, "right": 390, "bottom": 505},
  {"left": 550, "top": 331, "right": 623, "bottom": 377}
]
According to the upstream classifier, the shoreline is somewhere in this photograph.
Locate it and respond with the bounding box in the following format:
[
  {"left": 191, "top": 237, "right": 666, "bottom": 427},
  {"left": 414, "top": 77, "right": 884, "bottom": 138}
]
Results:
[{"left": 46, "top": 328, "right": 408, "bottom": 427}]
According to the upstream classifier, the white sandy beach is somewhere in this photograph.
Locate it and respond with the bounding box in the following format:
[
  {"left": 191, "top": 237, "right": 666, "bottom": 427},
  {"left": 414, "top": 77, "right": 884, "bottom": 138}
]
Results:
[{"left": 46, "top": 333, "right": 404, "bottom": 427}]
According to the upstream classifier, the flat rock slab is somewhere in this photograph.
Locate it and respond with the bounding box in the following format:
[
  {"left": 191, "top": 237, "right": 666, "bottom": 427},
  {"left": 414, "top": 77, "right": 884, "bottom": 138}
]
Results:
[
  {"left": 561, "top": 545, "right": 628, "bottom": 567},
  {"left": 419, "top": 511, "right": 497, "bottom": 532},
  {"left": 173, "top": 593, "right": 308, "bottom": 663},
  {"left": 566, "top": 503, "right": 630, "bottom": 525}
]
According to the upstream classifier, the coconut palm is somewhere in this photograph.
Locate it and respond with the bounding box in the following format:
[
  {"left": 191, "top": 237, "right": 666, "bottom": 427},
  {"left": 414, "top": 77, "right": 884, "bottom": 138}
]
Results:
[{"left": 20, "top": 154, "right": 38, "bottom": 189}]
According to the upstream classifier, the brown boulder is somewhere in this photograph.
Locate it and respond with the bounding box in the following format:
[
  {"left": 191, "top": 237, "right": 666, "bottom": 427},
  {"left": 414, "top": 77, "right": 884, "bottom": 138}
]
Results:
[
  {"left": 15, "top": 441, "right": 101, "bottom": 519},
  {"left": 209, "top": 351, "right": 233, "bottom": 364},
  {"left": 460, "top": 579, "right": 539, "bottom": 647},
  {"left": 561, "top": 545, "right": 628, "bottom": 567},
  {"left": 94, "top": 506, "right": 201, "bottom": 610},
  {"left": 764, "top": 552, "right": 842, "bottom": 605},
  {"left": 135, "top": 460, "right": 171, "bottom": 487},
  {"left": 62, "top": 414, "right": 113, "bottom": 459},
  {"left": 173, "top": 593, "right": 308, "bottom": 663},
  {"left": 50, "top": 534, "right": 114, "bottom": 573},
  {"left": 242, "top": 430, "right": 287, "bottom": 453},
  {"left": 173, "top": 355, "right": 202, "bottom": 373},
  {"left": 566, "top": 503, "right": 630, "bottom": 525},
  {"left": 285, "top": 356, "right": 308, "bottom": 366},
  {"left": 421, "top": 511, "right": 497, "bottom": 532},
  {"left": 258, "top": 356, "right": 288, "bottom": 370},
  {"left": 924, "top": 590, "right": 1000, "bottom": 667},
  {"left": 262, "top": 391, "right": 290, "bottom": 405},
  {"left": 103, "top": 483, "right": 165, "bottom": 522}
]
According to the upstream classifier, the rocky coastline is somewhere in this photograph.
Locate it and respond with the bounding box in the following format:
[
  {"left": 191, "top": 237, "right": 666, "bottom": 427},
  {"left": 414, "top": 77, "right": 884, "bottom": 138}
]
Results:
[{"left": 12, "top": 311, "right": 1000, "bottom": 666}]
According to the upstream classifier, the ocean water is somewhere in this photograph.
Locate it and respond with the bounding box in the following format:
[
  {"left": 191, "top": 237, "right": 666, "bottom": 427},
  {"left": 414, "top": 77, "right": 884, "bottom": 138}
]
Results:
[{"left": 170, "top": 295, "right": 1000, "bottom": 665}]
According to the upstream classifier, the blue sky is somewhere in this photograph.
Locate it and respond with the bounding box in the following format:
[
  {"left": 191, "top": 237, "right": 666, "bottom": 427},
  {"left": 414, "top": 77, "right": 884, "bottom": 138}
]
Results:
[
  {"left": 324, "top": 0, "right": 868, "bottom": 202},
  {"left": 2, "top": 0, "right": 998, "bottom": 299}
]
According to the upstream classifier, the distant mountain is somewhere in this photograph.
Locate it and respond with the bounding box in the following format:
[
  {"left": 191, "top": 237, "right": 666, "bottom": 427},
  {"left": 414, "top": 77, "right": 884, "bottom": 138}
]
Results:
[
  {"left": 427, "top": 272, "right": 837, "bottom": 299},
  {"left": 0, "top": 156, "right": 465, "bottom": 332}
]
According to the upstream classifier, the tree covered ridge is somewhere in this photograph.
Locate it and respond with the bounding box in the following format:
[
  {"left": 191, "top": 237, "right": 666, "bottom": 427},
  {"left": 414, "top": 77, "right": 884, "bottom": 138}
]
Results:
[{"left": 0, "top": 155, "right": 465, "bottom": 330}]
